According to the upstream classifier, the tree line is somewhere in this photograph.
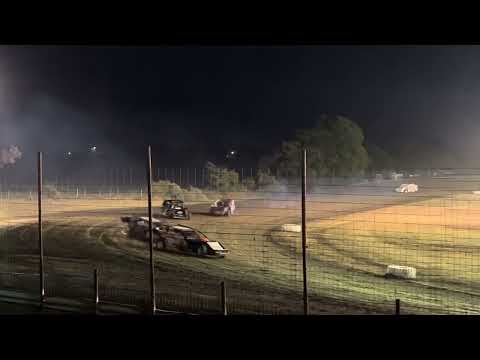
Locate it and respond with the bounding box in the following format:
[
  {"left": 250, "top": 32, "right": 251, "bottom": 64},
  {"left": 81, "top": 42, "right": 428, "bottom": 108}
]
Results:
[{"left": 191, "top": 114, "right": 462, "bottom": 192}]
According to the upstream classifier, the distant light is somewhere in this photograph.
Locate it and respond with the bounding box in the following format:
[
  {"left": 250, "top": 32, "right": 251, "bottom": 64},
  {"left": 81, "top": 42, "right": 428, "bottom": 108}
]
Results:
[
  {"left": 226, "top": 149, "right": 237, "bottom": 159},
  {"left": 91, "top": 146, "right": 97, "bottom": 152},
  {"left": 67, "top": 151, "right": 72, "bottom": 156}
]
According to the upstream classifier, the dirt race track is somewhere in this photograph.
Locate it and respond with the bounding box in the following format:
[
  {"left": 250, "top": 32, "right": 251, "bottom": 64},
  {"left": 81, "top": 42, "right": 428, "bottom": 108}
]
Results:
[{"left": 1, "top": 181, "right": 480, "bottom": 314}]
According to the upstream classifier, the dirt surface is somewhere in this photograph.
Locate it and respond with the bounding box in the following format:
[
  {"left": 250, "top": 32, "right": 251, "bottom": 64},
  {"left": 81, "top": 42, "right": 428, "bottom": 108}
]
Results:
[{"left": 1, "top": 180, "right": 475, "bottom": 315}]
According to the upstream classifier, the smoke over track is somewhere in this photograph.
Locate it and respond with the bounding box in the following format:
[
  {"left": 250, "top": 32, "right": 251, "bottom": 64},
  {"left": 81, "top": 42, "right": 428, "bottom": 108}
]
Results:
[{"left": 0, "top": 145, "right": 22, "bottom": 168}]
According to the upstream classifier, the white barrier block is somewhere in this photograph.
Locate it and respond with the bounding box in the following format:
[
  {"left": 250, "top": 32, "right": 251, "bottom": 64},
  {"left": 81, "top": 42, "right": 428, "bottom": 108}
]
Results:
[
  {"left": 386, "top": 265, "right": 416, "bottom": 279},
  {"left": 280, "top": 224, "right": 301, "bottom": 233}
]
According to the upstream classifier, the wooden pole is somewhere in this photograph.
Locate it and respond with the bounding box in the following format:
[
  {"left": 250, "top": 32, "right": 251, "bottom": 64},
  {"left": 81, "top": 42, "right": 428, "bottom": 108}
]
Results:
[
  {"left": 147, "top": 146, "right": 156, "bottom": 315},
  {"left": 301, "top": 149, "right": 308, "bottom": 315},
  {"left": 38, "top": 152, "right": 45, "bottom": 305}
]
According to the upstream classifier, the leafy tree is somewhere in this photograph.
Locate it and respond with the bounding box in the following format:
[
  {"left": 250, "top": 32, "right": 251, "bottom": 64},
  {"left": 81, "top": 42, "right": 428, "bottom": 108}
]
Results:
[
  {"left": 242, "top": 176, "right": 256, "bottom": 191},
  {"left": 365, "top": 143, "right": 395, "bottom": 172},
  {"left": 271, "top": 115, "right": 369, "bottom": 178},
  {"left": 256, "top": 168, "right": 280, "bottom": 187},
  {"left": 204, "top": 161, "right": 242, "bottom": 192}
]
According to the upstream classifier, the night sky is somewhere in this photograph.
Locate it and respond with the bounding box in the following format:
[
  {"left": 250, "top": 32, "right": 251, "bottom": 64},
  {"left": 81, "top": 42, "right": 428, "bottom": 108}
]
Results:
[{"left": 2, "top": 45, "right": 480, "bottom": 170}]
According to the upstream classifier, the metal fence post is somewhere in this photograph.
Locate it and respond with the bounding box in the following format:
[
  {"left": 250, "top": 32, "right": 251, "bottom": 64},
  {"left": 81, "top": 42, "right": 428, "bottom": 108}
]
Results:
[
  {"left": 94, "top": 268, "right": 99, "bottom": 315},
  {"left": 147, "top": 146, "right": 156, "bottom": 315},
  {"left": 38, "top": 152, "right": 45, "bottom": 306},
  {"left": 301, "top": 148, "right": 308, "bottom": 316},
  {"left": 221, "top": 281, "right": 227, "bottom": 316},
  {"left": 395, "top": 299, "right": 400, "bottom": 315}
]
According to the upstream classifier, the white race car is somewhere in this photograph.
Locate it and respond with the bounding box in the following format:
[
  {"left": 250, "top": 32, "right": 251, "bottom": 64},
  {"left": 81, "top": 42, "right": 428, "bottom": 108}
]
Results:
[{"left": 395, "top": 184, "right": 418, "bottom": 193}]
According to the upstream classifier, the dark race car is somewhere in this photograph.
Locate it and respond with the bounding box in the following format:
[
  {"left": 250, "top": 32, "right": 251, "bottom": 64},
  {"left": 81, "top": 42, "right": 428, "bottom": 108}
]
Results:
[
  {"left": 209, "top": 199, "right": 235, "bottom": 216},
  {"left": 160, "top": 199, "right": 191, "bottom": 220},
  {"left": 156, "top": 224, "right": 228, "bottom": 257},
  {"left": 120, "top": 216, "right": 166, "bottom": 241}
]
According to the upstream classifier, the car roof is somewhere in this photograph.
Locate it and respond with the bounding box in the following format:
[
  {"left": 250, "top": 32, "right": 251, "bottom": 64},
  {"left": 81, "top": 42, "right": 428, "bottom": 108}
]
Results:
[
  {"left": 138, "top": 216, "right": 163, "bottom": 223},
  {"left": 172, "top": 225, "right": 195, "bottom": 231}
]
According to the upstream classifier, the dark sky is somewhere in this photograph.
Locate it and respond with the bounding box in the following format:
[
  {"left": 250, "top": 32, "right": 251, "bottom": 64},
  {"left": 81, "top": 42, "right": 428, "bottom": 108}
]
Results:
[{"left": 2, "top": 45, "right": 480, "bottom": 169}]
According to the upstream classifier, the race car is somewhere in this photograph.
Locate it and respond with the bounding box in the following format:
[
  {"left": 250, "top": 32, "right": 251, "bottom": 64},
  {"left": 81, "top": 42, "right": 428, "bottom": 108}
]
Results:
[
  {"left": 160, "top": 200, "right": 190, "bottom": 220},
  {"left": 156, "top": 224, "right": 228, "bottom": 257},
  {"left": 209, "top": 199, "right": 235, "bottom": 216},
  {"left": 120, "top": 216, "right": 166, "bottom": 241},
  {"left": 121, "top": 217, "right": 228, "bottom": 257},
  {"left": 395, "top": 183, "right": 419, "bottom": 193}
]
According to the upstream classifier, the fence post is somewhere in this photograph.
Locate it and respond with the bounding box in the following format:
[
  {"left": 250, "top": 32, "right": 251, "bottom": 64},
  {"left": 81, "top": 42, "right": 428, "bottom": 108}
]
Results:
[
  {"left": 146, "top": 146, "right": 156, "bottom": 315},
  {"left": 194, "top": 168, "right": 197, "bottom": 186},
  {"left": 221, "top": 281, "right": 227, "bottom": 316},
  {"left": 395, "top": 299, "right": 400, "bottom": 315},
  {"left": 76, "top": 188, "right": 79, "bottom": 199},
  {"left": 38, "top": 152, "right": 45, "bottom": 306},
  {"left": 94, "top": 268, "right": 99, "bottom": 315},
  {"left": 301, "top": 148, "right": 308, "bottom": 316}
]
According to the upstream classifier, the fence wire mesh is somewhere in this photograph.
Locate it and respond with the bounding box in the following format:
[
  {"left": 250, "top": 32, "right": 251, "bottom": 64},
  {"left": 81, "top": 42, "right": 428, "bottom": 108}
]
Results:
[{"left": 1, "top": 165, "right": 480, "bottom": 314}]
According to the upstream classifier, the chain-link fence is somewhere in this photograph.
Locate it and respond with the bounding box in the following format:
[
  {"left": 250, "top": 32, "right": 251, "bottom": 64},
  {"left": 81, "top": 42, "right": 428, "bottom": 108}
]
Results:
[{"left": 2, "top": 162, "right": 480, "bottom": 314}]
